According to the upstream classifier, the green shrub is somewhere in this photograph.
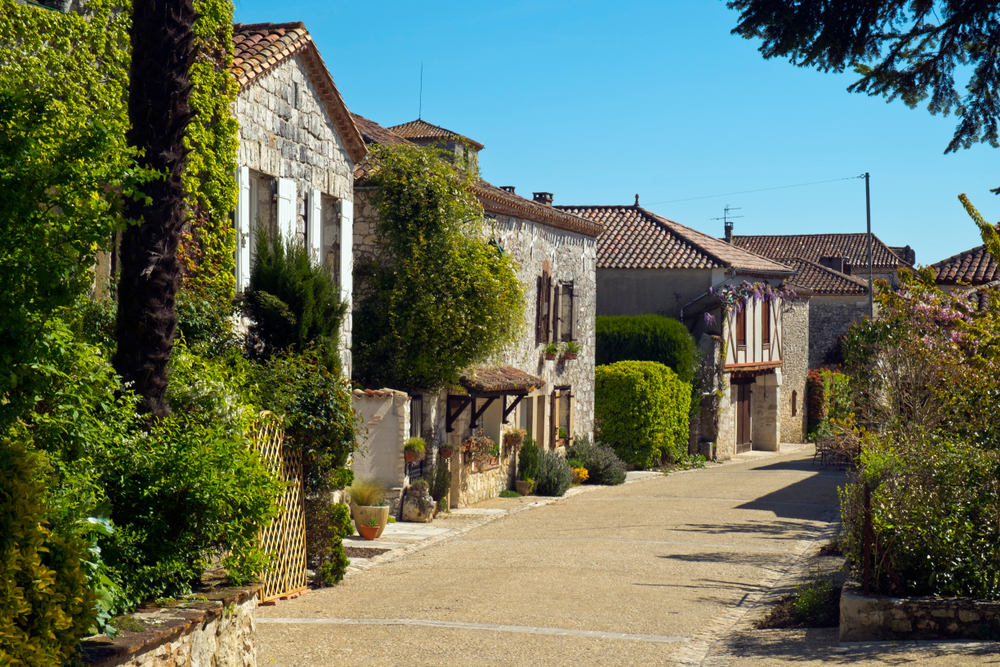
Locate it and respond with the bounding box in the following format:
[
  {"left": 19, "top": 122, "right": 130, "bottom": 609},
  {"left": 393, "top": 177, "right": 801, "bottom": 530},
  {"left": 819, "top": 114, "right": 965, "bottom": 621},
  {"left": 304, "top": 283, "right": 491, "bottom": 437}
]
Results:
[
  {"left": 517, "top": 437, "right": 541, "bottom": 482},
  {"left": 349, "top": 478, "right": 387, "bottom": 507},
  {"left": 95, "top": 416, "right": 282, "bottom": 608},
  {"left": 305, "top": 499, "right": 352, "bottom": 587},
  {"left": 564, "top": 436, "right": 627, "bottom": 485},
  {"left": 534, "top": 451, "right": 572, "bottom": 497},
  {"left": 595, "top": 315, "right": 698, "bottom": 385},
  {"left": 0, "top": 440, "right": 96, "bottom": 666},
  {"left": 242, "top": 226, "right": 347, "bottom": 371},
  {"left": 595, "top": 361, "right": 691, "bottom": 468},
  {"left": 424, "top": 461, "right": 451, "bottom": 503},
  {"left": 807, "top": 368, "right": 851, "bottom": 439},
  {"left": 841, "top": 435, "right": 1000, "bottom": 599}
]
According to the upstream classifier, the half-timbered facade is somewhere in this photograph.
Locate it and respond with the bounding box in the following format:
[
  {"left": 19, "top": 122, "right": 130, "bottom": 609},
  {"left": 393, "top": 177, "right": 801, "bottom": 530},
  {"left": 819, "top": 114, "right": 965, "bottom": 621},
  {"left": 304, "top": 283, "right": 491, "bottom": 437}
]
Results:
[{"left": 560, "top": 202, "right": 795, "bottom": 460}]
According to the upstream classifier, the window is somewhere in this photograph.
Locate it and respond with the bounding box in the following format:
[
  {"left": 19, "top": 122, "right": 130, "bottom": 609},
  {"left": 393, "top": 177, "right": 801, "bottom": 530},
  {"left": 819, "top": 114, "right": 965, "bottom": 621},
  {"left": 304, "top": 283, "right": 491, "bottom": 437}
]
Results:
[
  {"left": 556, "top": 282, "right": 575, "bottom": 342},
  {"left": 410, "top": 394, "right": 423, "bottom": 438},
  {"left": 519, "top": 396, "right": 534, "bottom": 439},
  {"left": 535, "top": 269, "right": 551, "bottom": 344},
  {"left": 736, "top": 305, "right": 747, "bottom": 347},
  {"left": 761, "top": 298, "right": 770, "bottom": 347},
  {"left": 791, "top": 390, "right": 797, "bottom": 417}
]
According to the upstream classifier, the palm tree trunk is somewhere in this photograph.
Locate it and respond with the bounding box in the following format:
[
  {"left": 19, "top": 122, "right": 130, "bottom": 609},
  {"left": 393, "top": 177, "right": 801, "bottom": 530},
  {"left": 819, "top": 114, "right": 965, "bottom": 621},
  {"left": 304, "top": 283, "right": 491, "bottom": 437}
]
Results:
[{"left": 114, "top": 0, "right": 197, "bottom": 418}]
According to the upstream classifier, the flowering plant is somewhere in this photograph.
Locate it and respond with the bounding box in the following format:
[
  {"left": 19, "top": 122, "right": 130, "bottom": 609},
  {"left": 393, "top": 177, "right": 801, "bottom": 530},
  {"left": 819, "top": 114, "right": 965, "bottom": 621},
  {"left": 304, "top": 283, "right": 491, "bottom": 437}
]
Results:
[{"left": 463, "top": 430, "right": 497, "bottom": 466}]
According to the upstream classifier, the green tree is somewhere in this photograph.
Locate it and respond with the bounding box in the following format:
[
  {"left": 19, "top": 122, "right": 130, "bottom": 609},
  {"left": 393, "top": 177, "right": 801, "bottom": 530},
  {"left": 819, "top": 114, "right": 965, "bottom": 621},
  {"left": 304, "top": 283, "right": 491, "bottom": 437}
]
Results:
[
  {"left": 354, "top": 144, "right": 525, "bottom": 391},
  {"left": 728, "top": 0, "right": 1000, "bottom": 185}
]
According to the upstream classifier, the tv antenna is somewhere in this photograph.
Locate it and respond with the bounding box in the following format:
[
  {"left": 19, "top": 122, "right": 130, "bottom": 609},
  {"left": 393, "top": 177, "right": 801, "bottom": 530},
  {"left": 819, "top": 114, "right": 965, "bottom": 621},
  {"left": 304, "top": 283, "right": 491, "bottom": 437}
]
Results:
[{"left": 712, "top": 205, "right": 743, "bottom": 240}]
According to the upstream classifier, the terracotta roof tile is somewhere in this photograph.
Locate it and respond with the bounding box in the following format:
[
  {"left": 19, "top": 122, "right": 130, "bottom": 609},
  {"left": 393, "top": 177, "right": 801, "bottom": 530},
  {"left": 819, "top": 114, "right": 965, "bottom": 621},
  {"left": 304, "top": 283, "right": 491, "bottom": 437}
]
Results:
[
  {"left": 388, "top": 119, "right": 485, "bottom": 150},
  {"left": 556, "top": 205, "right": 793, "bottom": 273},
  {"left": 931, "top": 244, "right": 1000, "bottom": 286},
  {"left": 459, "top": 366, "right": 544, "bottom": 394},
  {"left": 782, "top": 257, "right": 869, "bottom": 296},
  {"left": 732, "top": 234, "right": 908, "bottom": 271},
  {"left": 230, "top": 22, "right": 366, "bottom": 164},
  {"left": 352, "top": 113, "right": 413, "bottom": 147}
]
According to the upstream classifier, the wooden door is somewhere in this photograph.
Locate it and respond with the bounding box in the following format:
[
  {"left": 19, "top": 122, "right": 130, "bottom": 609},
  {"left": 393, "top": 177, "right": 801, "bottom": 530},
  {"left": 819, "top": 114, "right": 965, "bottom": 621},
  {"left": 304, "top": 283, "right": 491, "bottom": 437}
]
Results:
[{"left": 736, "top": 382, "right": 752, "bottom": 453}]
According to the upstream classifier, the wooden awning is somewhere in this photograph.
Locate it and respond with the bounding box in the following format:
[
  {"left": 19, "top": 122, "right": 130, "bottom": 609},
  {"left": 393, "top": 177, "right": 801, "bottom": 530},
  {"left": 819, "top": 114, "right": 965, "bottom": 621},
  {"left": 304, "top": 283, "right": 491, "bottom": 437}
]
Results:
[{"left": 458, "top": 366, "right": 544, "bottom": 397}]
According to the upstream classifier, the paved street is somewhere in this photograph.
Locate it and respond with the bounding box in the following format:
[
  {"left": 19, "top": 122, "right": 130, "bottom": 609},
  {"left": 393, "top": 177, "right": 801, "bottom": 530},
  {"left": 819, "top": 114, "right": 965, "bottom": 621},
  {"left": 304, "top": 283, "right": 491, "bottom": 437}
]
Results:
[{"left": 257, "top": 446, "right": 998, "bottom": 666}]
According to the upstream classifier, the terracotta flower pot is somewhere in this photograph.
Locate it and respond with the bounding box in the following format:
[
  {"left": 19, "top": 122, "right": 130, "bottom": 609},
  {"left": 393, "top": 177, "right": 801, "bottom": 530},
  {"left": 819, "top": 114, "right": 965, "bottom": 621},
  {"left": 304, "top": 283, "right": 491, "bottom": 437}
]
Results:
[
  {"left": 545, "top": 353, "right": 556, "bottom": 360},
  {"left": 515, "top": 480, "right": 531, "bottom": 496},
  {"left": 358, "top": 524, "right": 379, "bottom": 540},
  {"left": 562, "top": 352, "right": 578, "bottom": 360},
  {"left": 404, "top": 450, "right": 421, "bottom": 463},
  {"left": 352, "top": 505, "right": 390, "bottom": 538},
  {"left": 439, "top": 446, "right": 454, "bottom": 459}
]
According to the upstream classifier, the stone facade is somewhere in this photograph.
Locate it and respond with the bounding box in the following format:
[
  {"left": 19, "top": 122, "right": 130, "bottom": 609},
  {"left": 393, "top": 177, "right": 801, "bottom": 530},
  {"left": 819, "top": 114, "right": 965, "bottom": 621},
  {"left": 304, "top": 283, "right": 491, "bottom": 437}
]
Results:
[
  {"left": 808, "top": 296, "right": 869, "bottom": 368},
  {"left": 234, "top": 53, "right": 356, "bottom": 373},
  {"left": 840, "top": 579, "right": 1000, "bottom": 641},
  {"left": 453, "top": 447, "right": 518, "bottom": 507},
  {"left": 779, "top": 297, "right": 809, "bottom": 442},
  {"left": 81, "top": 586, "right": 258, "bottom": 667}
]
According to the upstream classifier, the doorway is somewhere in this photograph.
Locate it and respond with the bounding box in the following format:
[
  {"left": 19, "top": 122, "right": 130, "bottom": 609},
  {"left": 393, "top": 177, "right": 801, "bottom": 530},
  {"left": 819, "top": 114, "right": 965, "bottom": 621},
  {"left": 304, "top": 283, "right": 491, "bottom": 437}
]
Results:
[{"left": 735, "top": 380, "right": 752, "bottom": 454}]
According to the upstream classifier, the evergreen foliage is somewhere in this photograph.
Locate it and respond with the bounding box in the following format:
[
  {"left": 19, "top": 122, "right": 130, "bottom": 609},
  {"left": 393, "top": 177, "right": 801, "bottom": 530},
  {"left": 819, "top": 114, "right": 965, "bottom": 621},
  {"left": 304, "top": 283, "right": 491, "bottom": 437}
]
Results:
[
  {"left": 354, "top": 144, "right": 525, "bottom": 391},
  {"left": 595, "top": 361, "right": 692, "bottom": 468},
  {"left": 533, "top": 450, "right": 572, "bottom": 497},
  {"left": 564, "top": 436, "right": 627, "bottom": 486},
  {"left": 595, "top": 314, "right": 698, "bottom": 384},
  {"left": 517, "top": 438, "right": 541, "bottom": 483},
  {"left": 0, "top": 441, "right": 96, "bottom": 666},
  {"left": 242, "top": 227, "right": 347, "bottom": 371}
]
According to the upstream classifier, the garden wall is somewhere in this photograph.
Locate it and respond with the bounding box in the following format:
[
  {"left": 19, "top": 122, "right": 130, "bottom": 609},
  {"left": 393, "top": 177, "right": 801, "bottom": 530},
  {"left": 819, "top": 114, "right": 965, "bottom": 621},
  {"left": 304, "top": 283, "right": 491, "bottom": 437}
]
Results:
[
  {"left": 80, "top": 586, "right": 259, "bottom": 667},
  {"left": 458, "top": 447, "right": 517, "bottom": 506},
  {"left": 840, "top": 579, "right": 1000, "bottom": 641},
  {"left": 351, "top": 388, "right": 410, "bottom": 491}
]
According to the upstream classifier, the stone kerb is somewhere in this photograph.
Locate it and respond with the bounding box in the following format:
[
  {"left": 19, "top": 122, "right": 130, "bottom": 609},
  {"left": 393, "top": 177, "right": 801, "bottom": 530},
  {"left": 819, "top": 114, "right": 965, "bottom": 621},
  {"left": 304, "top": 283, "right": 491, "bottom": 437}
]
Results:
[
  {"left": 840, "top": 578, "right": 1000, "bottom": 642},
  {"left": 81, "top": 585, "right": 260, "bottom": 667}
]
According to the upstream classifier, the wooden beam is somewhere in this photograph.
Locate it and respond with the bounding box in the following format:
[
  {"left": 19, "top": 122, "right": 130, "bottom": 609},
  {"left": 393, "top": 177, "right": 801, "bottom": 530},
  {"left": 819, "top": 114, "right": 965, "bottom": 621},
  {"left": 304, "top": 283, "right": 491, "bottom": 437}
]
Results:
[
  {"left": 502, "top": 395, "right": 524, "bottom": 424},
  {"left": 446, "top": 395, "right": 472, "bottom": 433},
  {"left": 470, "top": 397, "right": 496, "bottom": 427}
]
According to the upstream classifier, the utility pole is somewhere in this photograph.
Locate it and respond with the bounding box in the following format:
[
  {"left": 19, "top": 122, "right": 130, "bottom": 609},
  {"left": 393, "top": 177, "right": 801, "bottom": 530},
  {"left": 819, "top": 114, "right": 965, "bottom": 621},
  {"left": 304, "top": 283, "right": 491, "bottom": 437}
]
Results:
[{"left": 864, "top": 172, "right": 874, "bottom": 318}]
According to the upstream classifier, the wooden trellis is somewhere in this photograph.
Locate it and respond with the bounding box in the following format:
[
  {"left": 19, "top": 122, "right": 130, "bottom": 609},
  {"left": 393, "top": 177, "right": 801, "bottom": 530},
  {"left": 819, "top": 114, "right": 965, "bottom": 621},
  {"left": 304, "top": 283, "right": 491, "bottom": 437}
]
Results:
[{"left": 253, "top": 412, "right": 308, "bottom": 602}]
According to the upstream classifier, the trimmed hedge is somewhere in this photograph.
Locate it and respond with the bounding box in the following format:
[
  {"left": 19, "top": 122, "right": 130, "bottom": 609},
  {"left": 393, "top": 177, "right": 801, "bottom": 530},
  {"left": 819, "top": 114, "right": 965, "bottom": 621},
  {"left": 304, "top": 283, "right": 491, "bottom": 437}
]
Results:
[
  {"left": 595, "top": 361, "right": 691, "bottom": 468},
  {"left": 595, "top": 315, "right": 698, "bottom": 385}
]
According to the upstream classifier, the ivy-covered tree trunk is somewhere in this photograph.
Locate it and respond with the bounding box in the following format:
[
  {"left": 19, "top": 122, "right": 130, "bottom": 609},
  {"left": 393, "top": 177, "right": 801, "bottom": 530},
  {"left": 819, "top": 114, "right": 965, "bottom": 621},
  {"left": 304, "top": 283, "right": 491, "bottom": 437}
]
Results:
[{"left": 114, "top": 0, "right": 197, "bottom": 417}]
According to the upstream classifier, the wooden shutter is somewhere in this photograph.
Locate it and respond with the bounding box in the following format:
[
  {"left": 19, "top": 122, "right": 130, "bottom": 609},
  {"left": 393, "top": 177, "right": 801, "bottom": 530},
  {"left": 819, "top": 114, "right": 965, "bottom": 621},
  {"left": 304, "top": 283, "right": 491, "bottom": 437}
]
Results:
[
  {"left": 235, "top": 166, "right": 251, "bottom": 291},
  {"left": 736, "top": 305, "right": 747, "bottom": 347},
  {"left": 277, "top": 177, "right": 295, "bottom": 242},
  {"left": 552, "top": 283, "right": 561, "bottom": 343},
  {"left": 535, "top": 276, "right": 544, "bottom": 344},
  {"left": 761, "top": 299, "right": 771, "bottom": 346},
  {"left": 307, "top": 188, "right": 322, "bottom": 263}
]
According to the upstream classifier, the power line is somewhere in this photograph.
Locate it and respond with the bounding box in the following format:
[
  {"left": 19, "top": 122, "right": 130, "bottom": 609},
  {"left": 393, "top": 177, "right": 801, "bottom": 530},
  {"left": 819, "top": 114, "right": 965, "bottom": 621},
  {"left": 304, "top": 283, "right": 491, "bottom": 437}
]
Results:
[{"left": 646, "top": 175, "right": 863, "bottom": 205}]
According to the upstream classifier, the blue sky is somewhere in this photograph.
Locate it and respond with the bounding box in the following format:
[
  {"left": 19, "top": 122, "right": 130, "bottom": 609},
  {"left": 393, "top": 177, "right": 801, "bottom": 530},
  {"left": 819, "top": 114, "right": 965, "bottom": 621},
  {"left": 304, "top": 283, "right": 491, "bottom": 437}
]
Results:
[{"left": 233, "top": 0, "right": 999, "bottom": 267}]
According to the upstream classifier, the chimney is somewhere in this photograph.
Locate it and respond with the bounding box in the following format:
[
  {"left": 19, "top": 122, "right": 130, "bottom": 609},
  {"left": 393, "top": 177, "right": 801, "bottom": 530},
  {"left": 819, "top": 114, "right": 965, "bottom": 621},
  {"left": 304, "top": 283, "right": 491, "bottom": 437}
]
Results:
[
  {"left": 501, "top": 186, "right": 515, "bottom": 193},
  {"left": 532, "top": 192, "right": 553, "bottom": 206},
  {"left": 819, "top": 256, "right": 845, "bottom": 273},
  {"left": 724, "top": 220, "right": 733, "bottom": 244}
]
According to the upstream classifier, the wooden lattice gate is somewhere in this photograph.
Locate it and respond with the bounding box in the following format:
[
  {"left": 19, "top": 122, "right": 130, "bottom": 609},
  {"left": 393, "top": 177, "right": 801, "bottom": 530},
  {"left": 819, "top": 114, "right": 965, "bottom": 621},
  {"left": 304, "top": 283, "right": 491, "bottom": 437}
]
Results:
[{"left": 254, "top": 412, "right": 308, "bottom": 601}]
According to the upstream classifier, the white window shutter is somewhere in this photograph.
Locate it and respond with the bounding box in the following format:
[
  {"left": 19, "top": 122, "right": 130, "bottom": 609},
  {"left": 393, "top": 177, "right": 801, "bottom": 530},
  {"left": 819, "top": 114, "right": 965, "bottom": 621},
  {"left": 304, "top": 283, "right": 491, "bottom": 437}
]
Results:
[
  {"left": 276, "top": 177, "right": 296, "bottom": 242},
  {"left": 235, "top": 166, "right": 251, "bottom": 291},
  {"left": 308, "top": 188, "right": 322, "bottom": 263}
]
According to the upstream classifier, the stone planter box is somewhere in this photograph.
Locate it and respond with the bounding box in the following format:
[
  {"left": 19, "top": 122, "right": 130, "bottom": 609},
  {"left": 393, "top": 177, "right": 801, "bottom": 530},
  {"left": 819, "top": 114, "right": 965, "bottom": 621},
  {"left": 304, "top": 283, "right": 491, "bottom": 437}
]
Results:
[
  {"left": 840, "top": 578, "right": 1000, "bottom": 642},
  {"left": 81, "top": 584, "right": 260, "bottom": 667}
]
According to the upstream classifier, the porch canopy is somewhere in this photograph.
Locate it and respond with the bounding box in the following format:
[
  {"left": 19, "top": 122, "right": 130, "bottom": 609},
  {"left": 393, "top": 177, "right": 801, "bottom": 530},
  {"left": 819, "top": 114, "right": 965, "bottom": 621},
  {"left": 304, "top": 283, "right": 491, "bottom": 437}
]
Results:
[{"left": 447, "top": 366, "right": 544, "bottom": 432}]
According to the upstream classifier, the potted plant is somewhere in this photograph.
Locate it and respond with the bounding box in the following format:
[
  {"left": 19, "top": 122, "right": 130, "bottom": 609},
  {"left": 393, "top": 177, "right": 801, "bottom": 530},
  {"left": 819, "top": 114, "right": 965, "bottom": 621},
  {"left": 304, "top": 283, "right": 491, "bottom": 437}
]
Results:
[
  {"left": 438, "top": 443, "right": 455, "bottom": 459},
  {"left": 503, "top": 428, "right": 526, "bottom": 450},
  {"left": 515, "top": 478, "right": 533, "bottom": 496},
  {"left": 358, "top": 516, "right": 380, "bottom": 541},
  {"left": 464, "top": 432, "right": 497, "bottom": 470},
  {"left": 349, "top": 477, "right": 390, "bottom": 538},
  {"left": 404, "top": 437, "right": 426, "bottom": 463},
  {"left": 562, "top": 340, "right": 581, "bottom": 360},
  {"left": 544, "top": 342, "right": 559, "bottom": 360}
]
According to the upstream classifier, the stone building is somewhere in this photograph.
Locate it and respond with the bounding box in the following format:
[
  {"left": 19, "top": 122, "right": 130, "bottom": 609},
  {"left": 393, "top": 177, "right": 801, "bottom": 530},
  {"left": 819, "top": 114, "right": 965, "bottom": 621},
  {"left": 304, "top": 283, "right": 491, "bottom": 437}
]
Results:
[
  {"left": 558, "top": 203, "right": 795, "bottom": 460},
  {"left": 350, "top": 116, "right": 601, "bottom": 506},
  {"left": 230, "top": 22, "right": 365, "bottom": 373}
]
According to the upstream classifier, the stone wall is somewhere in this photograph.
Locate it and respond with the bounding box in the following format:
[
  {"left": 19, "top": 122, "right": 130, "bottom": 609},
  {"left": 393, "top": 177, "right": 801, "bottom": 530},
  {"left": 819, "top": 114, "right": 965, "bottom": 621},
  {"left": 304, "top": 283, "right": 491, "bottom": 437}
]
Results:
[
  {"left": 751, "top": 373, "right": 780, "bottom": 451},
  {"left": 81, "top": 586, "right": 258, "bottom": 667},
  {"left": 234, "top": 54, "right": 355, "bottom": 373},
  {"left": 351, "top": 389, "right": 410, "bottom": 491},
  {"left": 809, "top": 296, "right": 868, "bottom": 368},
  {"left": 840, "top": 579, "right": 1000, "bottom": 641},
  {"left": 780, "top": 297, "right": 809, "bottom": 442},
  {"left": 456, "top": 448, "right": 517, "bottom": 507}
]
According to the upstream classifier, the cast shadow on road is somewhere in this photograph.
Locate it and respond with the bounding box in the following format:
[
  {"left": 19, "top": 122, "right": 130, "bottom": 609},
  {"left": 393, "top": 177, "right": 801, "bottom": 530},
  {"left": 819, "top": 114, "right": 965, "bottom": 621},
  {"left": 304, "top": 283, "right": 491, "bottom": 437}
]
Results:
[
  {"left": 657, "top": 551, "right": 779, "bottom": 567},
  {"left": 670, "top": 518, "right": 824, "bottom": 541},
  {"left": 717, "top": 626, "right": 1000, "bottom": 664}
]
